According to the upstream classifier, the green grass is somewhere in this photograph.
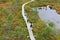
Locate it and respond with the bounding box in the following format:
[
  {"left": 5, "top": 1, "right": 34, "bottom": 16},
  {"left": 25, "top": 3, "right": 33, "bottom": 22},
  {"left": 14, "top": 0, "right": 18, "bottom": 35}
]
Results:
[
  {"left": 0, "top": 0, "right": 29, "bottom": 40},
  {"left": 0, "top": 0, "right": 60, "bottom": 40}
]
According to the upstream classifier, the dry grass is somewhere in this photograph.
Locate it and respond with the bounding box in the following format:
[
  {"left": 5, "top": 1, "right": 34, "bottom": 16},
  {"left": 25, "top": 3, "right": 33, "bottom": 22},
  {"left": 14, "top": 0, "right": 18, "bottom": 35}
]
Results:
[
  {"left": 0, "top": 0, "right": 12, "bottom": 8},
  {"left": 0, "top": 0, "right": 59, "bottom": 40},
  {"left": 36, "top": 1, "right": 60, "bottom": 14}
]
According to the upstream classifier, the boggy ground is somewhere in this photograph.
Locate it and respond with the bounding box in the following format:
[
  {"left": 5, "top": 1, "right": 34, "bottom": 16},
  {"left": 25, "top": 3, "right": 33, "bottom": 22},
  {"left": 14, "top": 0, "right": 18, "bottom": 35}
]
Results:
[{"left": 0, "top": 0, "right": 60, "bottom": 40}]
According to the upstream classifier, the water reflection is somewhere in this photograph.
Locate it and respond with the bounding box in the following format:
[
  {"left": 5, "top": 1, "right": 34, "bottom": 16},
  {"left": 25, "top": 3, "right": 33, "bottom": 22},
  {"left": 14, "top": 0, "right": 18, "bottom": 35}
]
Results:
[{"left": 37, "top": 5, "right": 60, "bottom": 30}]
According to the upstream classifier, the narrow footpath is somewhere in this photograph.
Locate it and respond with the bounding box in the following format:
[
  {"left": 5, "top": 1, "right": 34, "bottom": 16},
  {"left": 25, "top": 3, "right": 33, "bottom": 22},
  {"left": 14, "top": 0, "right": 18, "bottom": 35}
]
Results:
[{"left": 22, "top": 0, "right": 35, "bottom": 40}]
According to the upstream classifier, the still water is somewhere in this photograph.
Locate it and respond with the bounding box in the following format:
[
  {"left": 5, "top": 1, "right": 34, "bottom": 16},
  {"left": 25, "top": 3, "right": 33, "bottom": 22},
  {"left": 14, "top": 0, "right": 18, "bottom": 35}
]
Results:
[{"left": 37, "top": 5, "right": 60, "bottom": 30}]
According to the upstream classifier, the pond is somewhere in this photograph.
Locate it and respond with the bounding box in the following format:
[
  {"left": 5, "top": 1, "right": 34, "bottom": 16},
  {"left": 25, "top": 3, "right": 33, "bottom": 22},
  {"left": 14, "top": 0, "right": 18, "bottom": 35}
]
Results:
[{"left": 37, "top": 5, "right": 60, "bottom": 30}]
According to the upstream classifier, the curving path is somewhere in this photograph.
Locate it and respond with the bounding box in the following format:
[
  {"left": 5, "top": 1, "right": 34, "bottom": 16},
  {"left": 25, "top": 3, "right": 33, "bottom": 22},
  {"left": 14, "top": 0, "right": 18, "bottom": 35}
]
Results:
[{"left": 22, "top": 0, "right": 35, "bottom": 40}]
